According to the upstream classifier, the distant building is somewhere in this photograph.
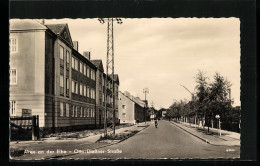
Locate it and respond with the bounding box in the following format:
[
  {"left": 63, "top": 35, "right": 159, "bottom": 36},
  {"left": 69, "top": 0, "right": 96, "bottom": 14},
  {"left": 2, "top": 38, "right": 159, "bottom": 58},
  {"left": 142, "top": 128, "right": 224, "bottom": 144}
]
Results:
[
  {"left": 118, "top": 91, "right": 145, "bottom": 124},
  {"left": 162, "top": 110, "right": 167, "bottom": 119},
  {"left": 9, "top": 19, "right": 119, "bottom": 133}
]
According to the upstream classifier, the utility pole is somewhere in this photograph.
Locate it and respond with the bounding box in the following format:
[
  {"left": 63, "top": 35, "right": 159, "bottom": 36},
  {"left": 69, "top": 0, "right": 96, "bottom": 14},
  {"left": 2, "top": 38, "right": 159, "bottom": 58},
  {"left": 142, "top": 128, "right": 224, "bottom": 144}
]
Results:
[
  {"left": 99, "top": 18, "right": 122, "bottom": 138},
  {"left": 179, "top": 84, "right": 196, "bottom": 126},
  {"left": 143, "top": 88, "right": 149, "bottom": 124}
]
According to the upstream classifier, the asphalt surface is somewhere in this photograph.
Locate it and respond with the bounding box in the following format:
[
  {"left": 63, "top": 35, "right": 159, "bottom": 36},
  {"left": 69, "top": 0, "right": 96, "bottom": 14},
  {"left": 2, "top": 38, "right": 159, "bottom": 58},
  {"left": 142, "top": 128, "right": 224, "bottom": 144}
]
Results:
[{"left": 62, "top": 120, "right": 240, "bottom": 159}]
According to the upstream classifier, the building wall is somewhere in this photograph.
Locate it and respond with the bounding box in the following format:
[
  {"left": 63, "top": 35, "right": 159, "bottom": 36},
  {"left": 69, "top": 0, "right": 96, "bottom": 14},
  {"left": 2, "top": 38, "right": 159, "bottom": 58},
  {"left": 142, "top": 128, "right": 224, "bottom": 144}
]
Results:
[
  {"left": 118, "top": 92, "right": 135, "bottom": 124},
  {"left": 9, "top": 30, "right": 46, "bottom": 127},
  {"left": 134, "top": 103, "right": 145, "bottom": 123}
]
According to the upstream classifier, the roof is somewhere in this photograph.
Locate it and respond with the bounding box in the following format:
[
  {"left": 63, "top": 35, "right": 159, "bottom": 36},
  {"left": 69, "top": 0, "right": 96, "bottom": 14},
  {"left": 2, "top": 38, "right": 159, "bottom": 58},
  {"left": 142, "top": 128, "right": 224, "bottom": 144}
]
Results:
[
  {"left": 10, "top": 19, "right": 47, "bottom": 31},
  {"left": 45, "top": 23, "right": 73, "bottom": 48},
  {"left": 119, "top": 91, "right": 145, "bottom": 108},
  {"left": 91, "top": 60, "right": 102, "bottom": 67},
  {"left": 45, "top": 24, "right": 67, "bottom": 34}
]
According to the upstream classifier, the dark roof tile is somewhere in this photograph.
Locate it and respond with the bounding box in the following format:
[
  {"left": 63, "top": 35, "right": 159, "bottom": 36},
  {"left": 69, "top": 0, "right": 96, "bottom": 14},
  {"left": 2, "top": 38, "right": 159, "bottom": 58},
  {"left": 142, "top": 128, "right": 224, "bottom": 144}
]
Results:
[{"left": 45, "top": 24, "right": 66, "bottom": 35}]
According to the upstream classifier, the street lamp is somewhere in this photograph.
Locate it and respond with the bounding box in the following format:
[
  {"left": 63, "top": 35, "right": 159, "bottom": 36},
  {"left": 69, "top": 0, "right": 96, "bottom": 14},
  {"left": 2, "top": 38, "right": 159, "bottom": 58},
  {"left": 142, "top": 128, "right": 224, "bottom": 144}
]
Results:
[
  {"left": 143, "top": 88, "right": 149, "bottom": 124},
  {"left": 215, "top": 114, "right": 221, "bottom": 136}
]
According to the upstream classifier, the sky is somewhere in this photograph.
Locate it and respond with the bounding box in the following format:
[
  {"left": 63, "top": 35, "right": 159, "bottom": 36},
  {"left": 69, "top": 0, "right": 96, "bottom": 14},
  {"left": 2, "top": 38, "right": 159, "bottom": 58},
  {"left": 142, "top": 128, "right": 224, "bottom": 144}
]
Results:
[{"left": 45, "top": 18, "right": 241, "bottom": 109}]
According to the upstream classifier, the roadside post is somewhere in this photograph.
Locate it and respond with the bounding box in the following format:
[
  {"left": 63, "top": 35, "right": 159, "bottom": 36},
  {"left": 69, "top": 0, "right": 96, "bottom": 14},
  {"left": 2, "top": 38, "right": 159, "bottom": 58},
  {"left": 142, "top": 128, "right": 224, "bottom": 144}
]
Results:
[{"left": 215, "top": 115, "right": 221, "bottom": 136}]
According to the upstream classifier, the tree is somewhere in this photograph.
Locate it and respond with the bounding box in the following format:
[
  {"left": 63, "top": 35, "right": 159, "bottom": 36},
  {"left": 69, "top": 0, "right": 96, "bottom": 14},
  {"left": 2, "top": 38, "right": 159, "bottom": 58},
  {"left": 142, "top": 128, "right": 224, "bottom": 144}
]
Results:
[
  {"left": 208, "top": 73, "right": 233, "bottom": 124},
  {"left": 194, "top": 70, "right": 210, "bottom": 128}
]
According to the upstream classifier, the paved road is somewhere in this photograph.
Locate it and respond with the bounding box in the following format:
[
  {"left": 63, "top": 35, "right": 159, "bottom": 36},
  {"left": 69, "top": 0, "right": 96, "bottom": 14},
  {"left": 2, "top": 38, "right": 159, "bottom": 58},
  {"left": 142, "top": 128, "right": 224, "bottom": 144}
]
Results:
[{"left": 63, "top": 120, "right": 240, "bottom": 159}]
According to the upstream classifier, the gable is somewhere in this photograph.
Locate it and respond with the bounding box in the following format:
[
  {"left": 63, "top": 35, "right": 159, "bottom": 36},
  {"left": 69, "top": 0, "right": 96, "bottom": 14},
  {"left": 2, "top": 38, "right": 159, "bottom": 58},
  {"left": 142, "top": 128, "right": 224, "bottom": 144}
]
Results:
[
  {"left": 98, "top": 61, "right": 104, "bottom": 72},
  {"left": 60, "top": 25, "right": 73, "bottom": 47}
]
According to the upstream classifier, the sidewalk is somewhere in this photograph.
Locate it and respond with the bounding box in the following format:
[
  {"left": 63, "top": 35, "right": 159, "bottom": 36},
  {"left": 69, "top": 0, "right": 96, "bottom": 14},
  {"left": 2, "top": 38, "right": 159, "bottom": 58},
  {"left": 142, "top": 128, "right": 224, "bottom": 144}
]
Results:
[
  {"left": 10, "top": 122, "right": 150, "bottom": 160},
  {"left": 170, "top": 121, "right": 240, "bottom": 147}
]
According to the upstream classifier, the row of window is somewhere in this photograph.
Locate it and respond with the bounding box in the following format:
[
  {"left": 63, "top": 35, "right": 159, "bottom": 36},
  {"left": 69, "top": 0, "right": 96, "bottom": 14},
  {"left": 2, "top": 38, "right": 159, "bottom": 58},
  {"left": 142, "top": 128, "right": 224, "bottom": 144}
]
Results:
[
  {"left": 71, "top": 56, "right": 96, "bottom": 80},
  {"left": 9, "top": 100, "right": 96, "bottom": 118},
  {"left": 71, "top": 80, "right": 95, "bottom": 99},
  {"left": 60, "top": 102, "right": 95, "bottom": 118}
]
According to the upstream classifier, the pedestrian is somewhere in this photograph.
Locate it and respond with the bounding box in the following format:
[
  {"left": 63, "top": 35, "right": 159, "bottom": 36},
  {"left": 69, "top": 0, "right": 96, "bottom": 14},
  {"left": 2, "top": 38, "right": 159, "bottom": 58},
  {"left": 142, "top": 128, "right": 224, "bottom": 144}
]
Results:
[{"left": 155, "top": 119, "right": 158, "bottom": 128}]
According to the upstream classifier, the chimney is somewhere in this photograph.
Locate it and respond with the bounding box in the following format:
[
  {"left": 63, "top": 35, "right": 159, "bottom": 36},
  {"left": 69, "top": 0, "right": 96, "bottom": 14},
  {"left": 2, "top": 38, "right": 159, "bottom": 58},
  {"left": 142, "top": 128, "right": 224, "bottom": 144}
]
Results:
[
  {"left": 83, "top": 51, "right": 91, "bottom": 60},
  {"left": 42, "top": 19, "right": 45, "bottom": 25},
  {"left": 73, "top": 41, "right": 78, "bottom": 51}
]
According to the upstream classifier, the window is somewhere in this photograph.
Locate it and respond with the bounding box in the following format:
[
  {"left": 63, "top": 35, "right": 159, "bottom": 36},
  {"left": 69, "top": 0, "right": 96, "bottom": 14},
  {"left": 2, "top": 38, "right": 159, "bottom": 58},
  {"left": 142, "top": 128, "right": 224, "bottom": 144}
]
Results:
[
  {"left": 92, "top": 108, "right": 95, "bottom": 117},
  {"left": 80, "top": 62, "right": 83, "bottom": 73},
  {"left": 72, "top": 56, "right": 75, "bottom": 69},
  {"left": 87, "top": 87, "right": 90, "bottom": 97},
  {"left": 72, "top": 80, "right": 75, "bottom": 93},
  {"left": 75, "top": 58, "right": 78, "bottom": 71},
  {"left": 83, "top": 64, "right": 86, "bottom": 75},
  {"left": 90, "top": 108, "right": 93, "bottom": 117},
  {"left": 92, "top": 70, "right": 96, "bottom": 80},
  {"left": 60, "top": 75, "right": 64, "bottom": 95},
  {"left": 66, "top": 51, "right": 70, "bottom": 69},
  {"left": 60, "top": 102, "right": 64, "bottom": 117},
  {"left": 122, "top": 105, "right": 127, "bottom": 109},
  {"left": 84, "top": 108, "right": 87, "bottom": 117},
  {"left": 87, "top": 108, "right": 90, "bottom": 117},
  {"left": 66, "top": 103, "right": 69, "bottom": 117},
  {"left": 75, "top": 82, "right": 78, "bottom": 94},
  {"left": 87, "top": 66, "right": 90, "bottom": 77},
  {"left": 72, "top": 105, "right": 75, "bottom": 117},
  {"left": 66, "top": 78, "right": 69, "bottom": 96},
  {"left": 91, "top": 69, "right": 94, "bottom": 80},
  {"left": 80, "top": 84, "right": 83, "bottom": 95},
  {"left": 80, "top": 107, "right": 83, "bottom": 117},
  {"left": 84, "top": 85, "right": 86, "bottom": 96},
  {"left": 10, "top": 100, "right": 16, "bottom": 116},
  {"left": 75, "top": 106, "right": 78, "bottom": 117},
  {"left": 92, "top": 89, "right": 95, "bottom": 99},
  {"left": 10, "top": 69, "right": 17, "bottom": 85},
  {"left": 60, "top": 46, "right": 64, "bottom": 66},
  {"left": 122, "top": 113, "right": 126, "bottom": 117},
  {"left": 10, "top": 38, "right": 18, "bottom": 53}
]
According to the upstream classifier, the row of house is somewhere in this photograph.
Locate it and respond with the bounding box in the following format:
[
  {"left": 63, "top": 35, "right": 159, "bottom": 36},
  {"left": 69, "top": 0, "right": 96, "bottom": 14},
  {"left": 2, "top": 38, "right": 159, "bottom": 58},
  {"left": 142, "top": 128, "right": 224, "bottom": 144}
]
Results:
[
  {"left": 9, "top": 19, "right": 119, "bottom": 133},
  {"left": 118, "top": 91, "right": 147, "bottom": 124}
]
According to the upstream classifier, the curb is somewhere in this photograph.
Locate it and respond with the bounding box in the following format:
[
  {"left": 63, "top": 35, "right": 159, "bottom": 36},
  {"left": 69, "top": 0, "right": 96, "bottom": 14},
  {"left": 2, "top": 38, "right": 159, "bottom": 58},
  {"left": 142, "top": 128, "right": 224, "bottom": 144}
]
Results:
[
  {"left": 170, "top": 121, "right": 210, "bottom": 144},
  {"left": 170, "top": 121, "right": 240, "bottom": 147},
  {"left": 43, "top": 125, "right": 150, "bottom": 159}
]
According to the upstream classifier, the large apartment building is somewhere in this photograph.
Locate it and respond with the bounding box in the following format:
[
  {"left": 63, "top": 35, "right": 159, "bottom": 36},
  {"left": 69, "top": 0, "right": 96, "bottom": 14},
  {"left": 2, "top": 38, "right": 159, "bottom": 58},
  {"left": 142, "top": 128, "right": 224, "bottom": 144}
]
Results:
[{"left": 9, "top": 19, "right": 119, "bottom": 133}]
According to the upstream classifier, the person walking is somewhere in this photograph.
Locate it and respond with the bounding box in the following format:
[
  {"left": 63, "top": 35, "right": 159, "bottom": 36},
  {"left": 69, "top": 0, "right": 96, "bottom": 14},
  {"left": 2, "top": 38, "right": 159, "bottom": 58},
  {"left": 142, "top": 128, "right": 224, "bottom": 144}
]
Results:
[{"left": 155, "top": 119, "right": 158, "bottom": 128}]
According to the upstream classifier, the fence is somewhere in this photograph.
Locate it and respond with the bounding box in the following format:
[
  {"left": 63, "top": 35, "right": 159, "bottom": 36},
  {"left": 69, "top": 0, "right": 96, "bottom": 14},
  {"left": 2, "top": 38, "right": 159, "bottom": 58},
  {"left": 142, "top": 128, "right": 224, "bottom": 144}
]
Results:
[
  {"left": 173, "top": 117, "right": 240, "bottom": 133},
  {"left": 10, "top": 115, "right": 40, "bottom": 141}
]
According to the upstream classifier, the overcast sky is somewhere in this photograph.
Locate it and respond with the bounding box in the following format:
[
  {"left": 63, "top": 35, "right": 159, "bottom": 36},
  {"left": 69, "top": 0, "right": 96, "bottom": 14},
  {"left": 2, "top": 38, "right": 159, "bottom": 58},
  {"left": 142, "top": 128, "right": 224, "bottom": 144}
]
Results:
[{"left": 45, "top": 18, "right": 241, "bottom": 109}]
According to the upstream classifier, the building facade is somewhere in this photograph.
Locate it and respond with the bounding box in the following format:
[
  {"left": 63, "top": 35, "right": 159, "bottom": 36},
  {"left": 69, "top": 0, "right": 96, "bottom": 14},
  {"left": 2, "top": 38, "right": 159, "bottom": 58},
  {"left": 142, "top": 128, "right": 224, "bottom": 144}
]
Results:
[
  {"left": 9, "top": 19, "right": 119, "bottom": 133},
  {"left": 118, "top": 91, "right": 145, "bottom": 124}
]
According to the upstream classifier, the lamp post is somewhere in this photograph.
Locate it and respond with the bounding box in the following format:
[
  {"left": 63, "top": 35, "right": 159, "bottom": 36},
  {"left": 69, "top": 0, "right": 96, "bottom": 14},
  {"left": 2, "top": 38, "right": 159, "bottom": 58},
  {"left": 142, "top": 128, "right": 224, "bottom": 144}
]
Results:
[
  {"left": 143, "top": 88, "right": 149, "bottom": 124},
  {"left": 215, "top": 114, "right": 221, "bottom": 136}
]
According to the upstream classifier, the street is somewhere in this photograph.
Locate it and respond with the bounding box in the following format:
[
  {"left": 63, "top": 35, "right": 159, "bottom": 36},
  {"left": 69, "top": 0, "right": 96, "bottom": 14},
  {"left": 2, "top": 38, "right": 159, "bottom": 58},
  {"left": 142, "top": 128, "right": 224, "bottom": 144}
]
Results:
[{"left": 62, "top": 120, "right": 240, "bottom": 159}]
